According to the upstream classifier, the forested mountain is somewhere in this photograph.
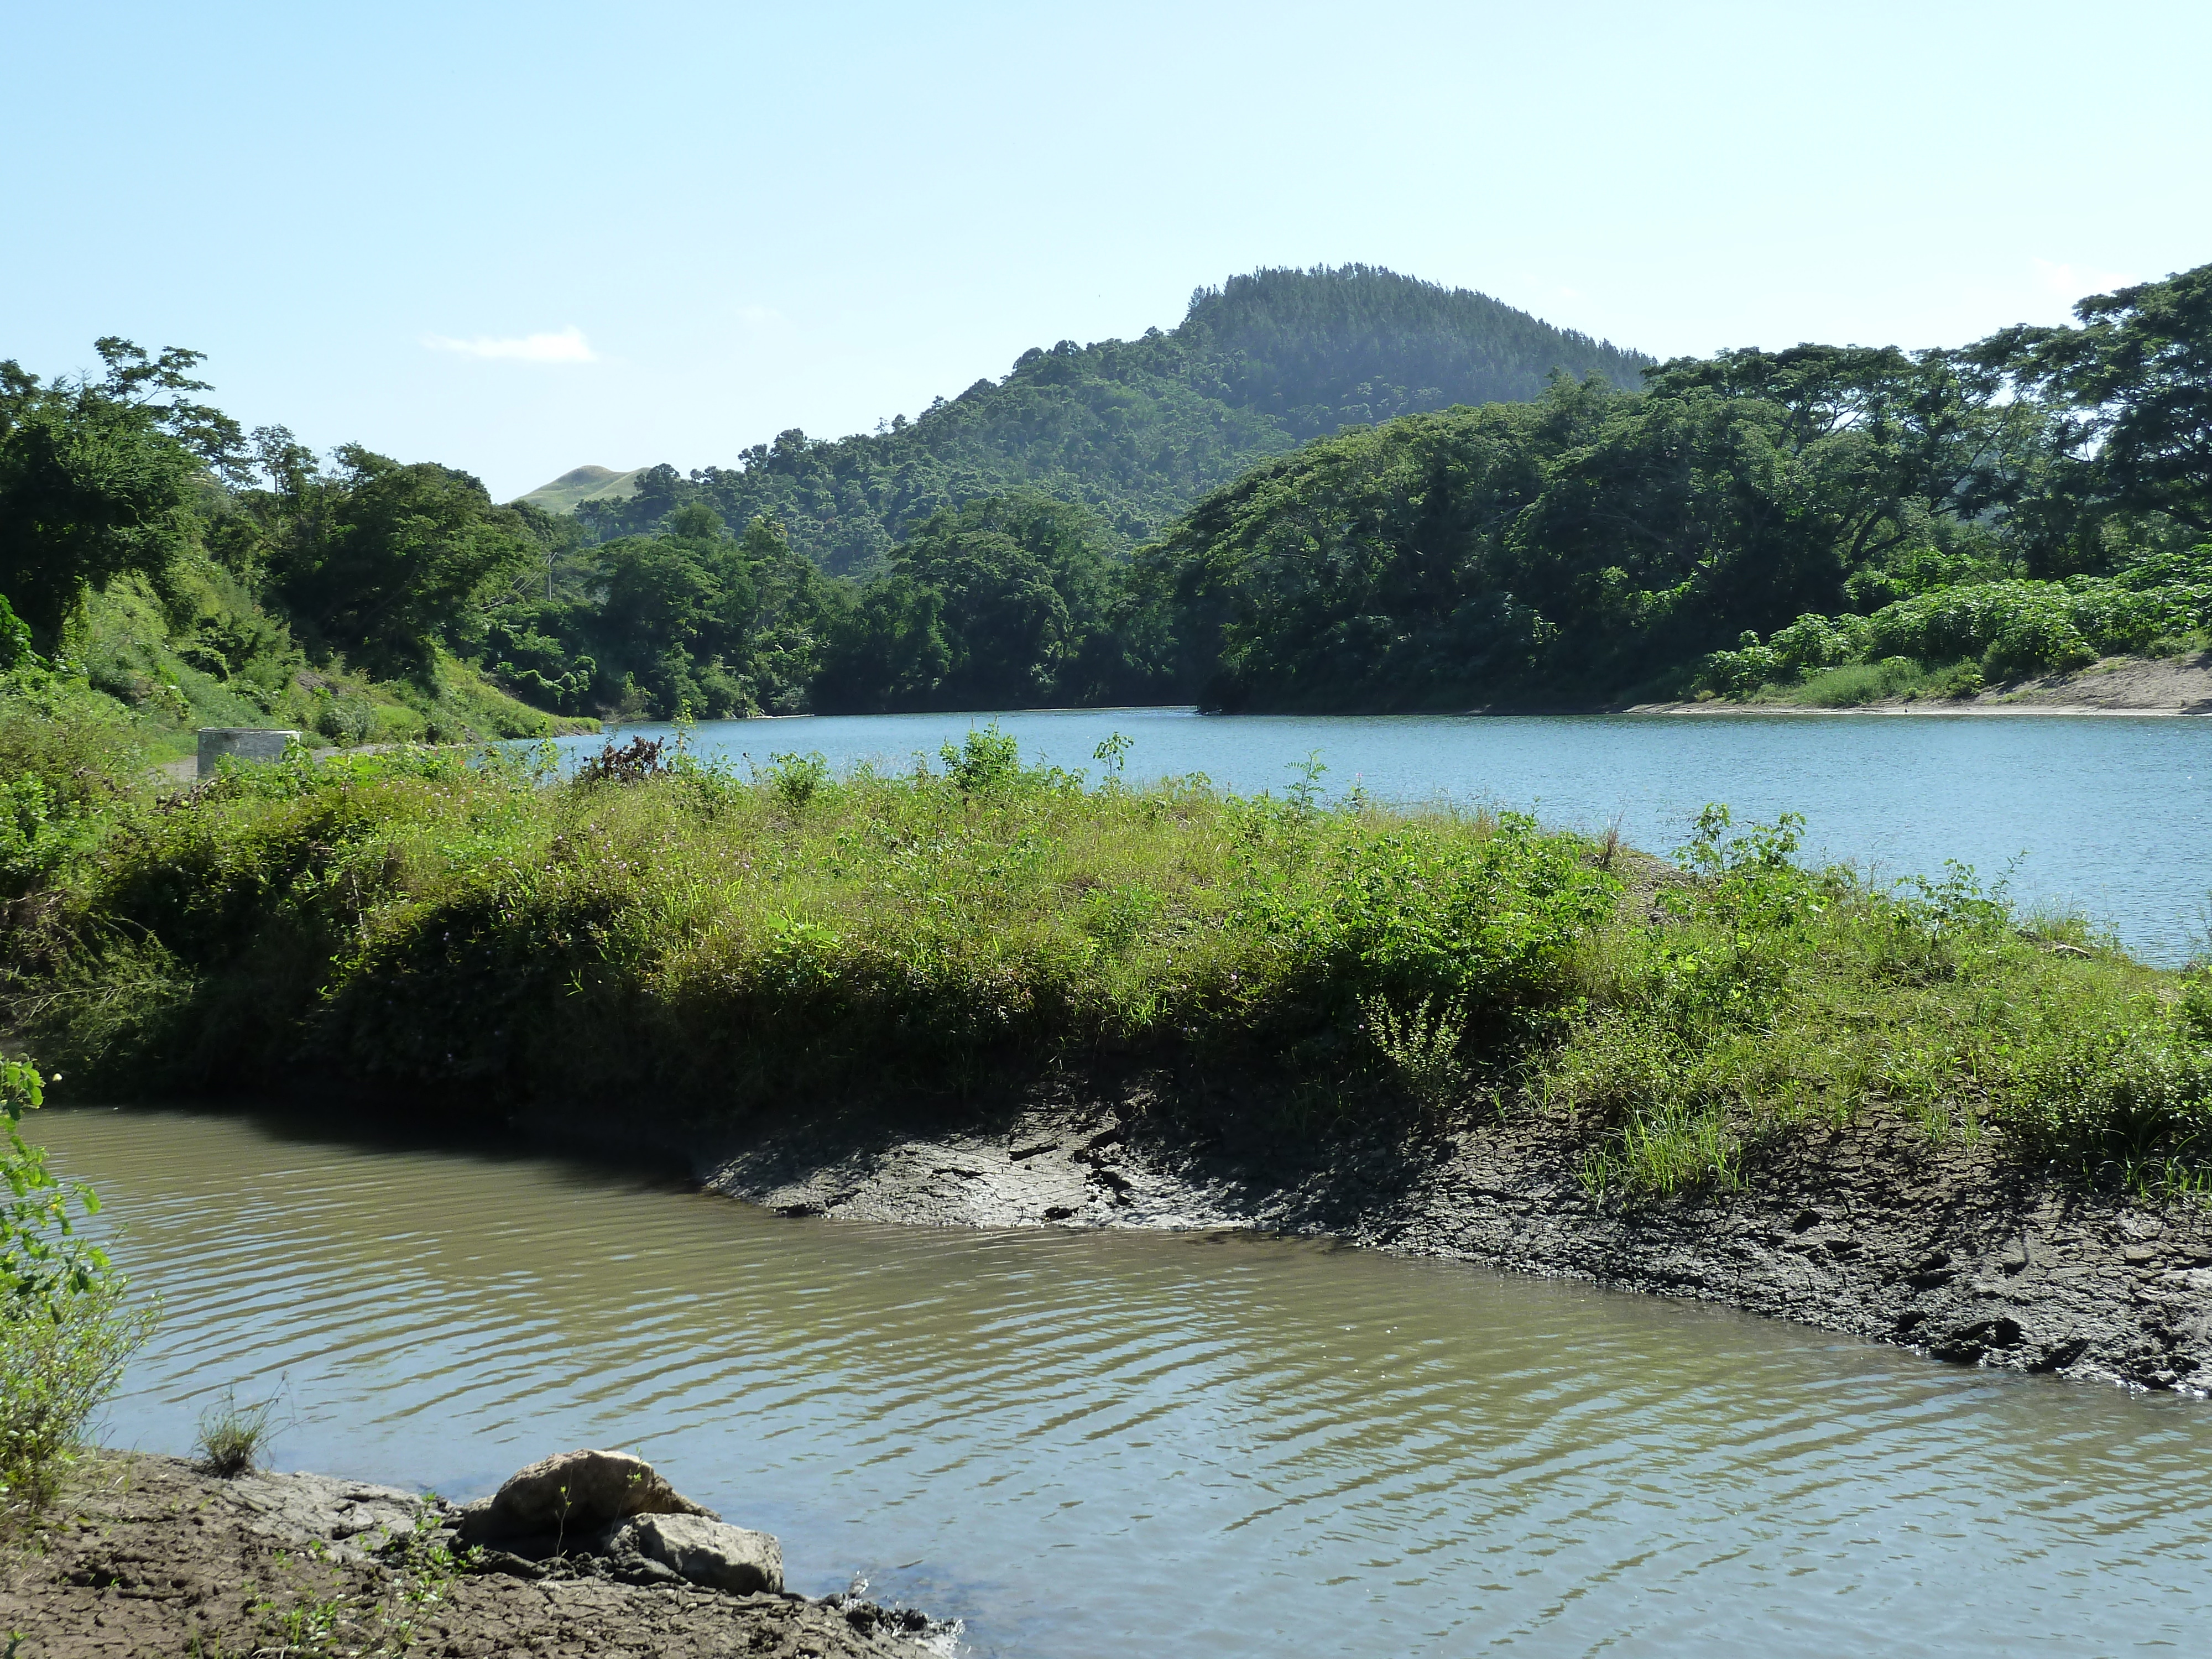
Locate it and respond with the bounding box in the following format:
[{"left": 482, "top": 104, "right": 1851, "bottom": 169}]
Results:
[
  {"left": 7, "top": 263, "right": 2205, "bottom": 746},
  {"left": 568, "top": 265, "right": 1650, "bottom": 573},
  {"left": 1149, "top": 264, "right": 2212, "bottom": 709}
]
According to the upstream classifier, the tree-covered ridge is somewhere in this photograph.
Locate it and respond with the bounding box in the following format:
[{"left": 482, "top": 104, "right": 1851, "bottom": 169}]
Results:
[
  {"left": 0, "top": 345, "right": 585, "bottom": 752},
  {"left": 1144, "top": 264, "right": 2212, "bottom": 711},
  {"left": 575, "top": 265, "right": 1651, "bottom": 573},
  {"left": 1185, "top": 264, "right": 1648, "bottom": 438},
  {"left": 8, "top": 262, "right": 2206, "bottom": 734}
]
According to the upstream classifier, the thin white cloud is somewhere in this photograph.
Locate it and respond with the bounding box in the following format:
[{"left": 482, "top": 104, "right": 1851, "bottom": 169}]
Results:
[
  {"left": 2032, "top": 259, "right": 2137, "bottom": 301},
  {"left": 422, "top": 324, "right": 597, "bottom": 363}
]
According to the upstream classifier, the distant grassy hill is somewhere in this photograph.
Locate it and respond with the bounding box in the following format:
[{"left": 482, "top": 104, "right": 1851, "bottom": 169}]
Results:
[
  {"left": 517, "top": 464, "right": 643, "bottom": 514},
  {"left": 567, "top": 265, "right": 1651, "bottom": 572}
]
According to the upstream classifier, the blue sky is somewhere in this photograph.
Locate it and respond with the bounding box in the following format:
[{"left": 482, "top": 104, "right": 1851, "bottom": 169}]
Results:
[{"left": 9, "top": 0, "right": 2208, "bottom": 502}]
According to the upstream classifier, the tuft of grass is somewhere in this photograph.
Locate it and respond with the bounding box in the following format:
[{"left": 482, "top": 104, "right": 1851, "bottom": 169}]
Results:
[{"left": 194, "top": 1385, "right": 280, "bottom": 1478}]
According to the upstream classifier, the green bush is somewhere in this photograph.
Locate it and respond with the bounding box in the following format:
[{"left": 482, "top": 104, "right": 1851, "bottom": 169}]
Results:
[
  {"left": 2001, "top": 1001, "right": 2212, "bottom": 1176},
  {"left": 1697, "top": 550, "right": 2212, "bottom": 698},
  {"left": 1, "top": 1058, "right": 149, "bottom": 1519}
]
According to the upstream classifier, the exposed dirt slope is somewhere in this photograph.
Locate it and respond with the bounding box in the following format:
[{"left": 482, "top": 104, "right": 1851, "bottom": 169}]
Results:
[{"left": 706, "top": 1092, "right": 2212, "bottom": 1394}]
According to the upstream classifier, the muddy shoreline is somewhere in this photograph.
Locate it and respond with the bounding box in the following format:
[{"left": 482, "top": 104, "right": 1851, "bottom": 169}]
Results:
[
  {"left": 1, "top": 1454, "right": 946, "bottom": 1659},
  {"left": 1622, "top": 649, "right": 2212, "bottom": 717},
  {"left": 689, "top": 1090, "right": 2212, "bottom": 1395}
]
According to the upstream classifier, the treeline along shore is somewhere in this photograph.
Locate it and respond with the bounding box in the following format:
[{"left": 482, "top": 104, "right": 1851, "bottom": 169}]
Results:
[
  {"left": 4, "top": 717, "right": 2210, "bottom": 1390},
  {"left": 4, "top": 262, "right": 2208, "bottom": 755}
]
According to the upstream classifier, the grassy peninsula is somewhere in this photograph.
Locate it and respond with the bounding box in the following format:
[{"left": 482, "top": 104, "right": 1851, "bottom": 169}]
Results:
[{"left": 6, "top": 711, "right": 2208, "bottom": 1203}]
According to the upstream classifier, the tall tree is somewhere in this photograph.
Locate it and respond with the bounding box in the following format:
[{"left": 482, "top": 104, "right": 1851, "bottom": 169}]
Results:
[
  {"left": 0, "top": 340, "right": 239, "bottom": 643},
  {"left": 1967, "top": 263, "right": 2212, "bottom": 535}
]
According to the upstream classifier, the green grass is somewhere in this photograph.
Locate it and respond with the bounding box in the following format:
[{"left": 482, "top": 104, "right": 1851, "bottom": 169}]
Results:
[
  {"left": 4, "top": 718, "right": 2209, "bottom": 1206},
  {"left": 64, "top": 576, "right": 594, "bottom": 762},
  {"left": 194, "top": 1385, "right": 280, "bottom": 1477},
  {"left": 1748, "top": 656, "right": 1985, "bottom": 707}
]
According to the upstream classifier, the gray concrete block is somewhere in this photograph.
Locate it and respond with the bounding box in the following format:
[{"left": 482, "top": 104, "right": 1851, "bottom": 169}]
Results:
[{"left": 197, "top": 728, "right": 301, "bottom": 778}]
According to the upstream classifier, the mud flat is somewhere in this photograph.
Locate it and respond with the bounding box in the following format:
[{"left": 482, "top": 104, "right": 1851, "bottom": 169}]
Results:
[{"left": 707, "top": 1091, "right": 2212, "bottom": 1394}]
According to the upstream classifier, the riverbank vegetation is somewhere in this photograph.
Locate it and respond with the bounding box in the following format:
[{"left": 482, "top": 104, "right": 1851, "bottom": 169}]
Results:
[
  {"left": 4, "top": 718, "right": 2206, "bottom": 1204},
  {"left": 1, "top": 1057, "right": 144, "bottom": 1524},
  {"left": 1, "top": 343, "right": 591, "bottom": 758}
]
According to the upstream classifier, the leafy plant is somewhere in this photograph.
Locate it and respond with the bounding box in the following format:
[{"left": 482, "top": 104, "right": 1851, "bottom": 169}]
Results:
[
  {"left": 764, "top": 749, "right": 830, "bottom": 808},
  {"left": 1360, "top": 993, "right": 1470, "bottom": 1116},
  {"left": 0, "top": 1058, "right": 147, "bottom": 1519}
]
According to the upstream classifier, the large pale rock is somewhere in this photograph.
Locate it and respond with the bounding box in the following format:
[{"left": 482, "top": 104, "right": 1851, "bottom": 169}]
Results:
[
  {"left": 455, "top": 1449, "right": 716, "bottom": 1547},
  {"left": 617, "top": 1511, "right": 784, "bottom": 1594}
]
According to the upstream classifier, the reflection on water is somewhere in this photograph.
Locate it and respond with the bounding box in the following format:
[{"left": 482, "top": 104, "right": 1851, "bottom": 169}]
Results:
[
  {"left": 544, "top": 707, "right": 2212, "bottom": 962},
  {"left": 49, "top": 1107, "right": 2212, "bottom": 1657}
]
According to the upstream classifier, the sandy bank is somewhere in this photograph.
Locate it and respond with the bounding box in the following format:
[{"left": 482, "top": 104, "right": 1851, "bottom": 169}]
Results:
[{"left": 1626, "top": 650, "right": 2212, "bottom": 717}]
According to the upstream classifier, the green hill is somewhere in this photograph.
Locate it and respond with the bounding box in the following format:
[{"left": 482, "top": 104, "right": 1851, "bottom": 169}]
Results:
[
  {"left": 517, "top": 464, "right": 642, "bottom": 515},
  {"left": 571, "top": 265, "right": 1651, "bottom": 572}
]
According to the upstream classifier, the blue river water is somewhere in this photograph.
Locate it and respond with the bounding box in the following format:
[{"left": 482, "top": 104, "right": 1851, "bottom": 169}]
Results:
[{"left": 540, "top": 707, "right": 2212, "bottom": 963}]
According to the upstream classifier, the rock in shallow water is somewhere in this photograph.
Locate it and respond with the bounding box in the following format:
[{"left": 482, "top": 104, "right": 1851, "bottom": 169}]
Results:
[{"left": 614, "top": 1511, "right": 785, "bottom": 1594}]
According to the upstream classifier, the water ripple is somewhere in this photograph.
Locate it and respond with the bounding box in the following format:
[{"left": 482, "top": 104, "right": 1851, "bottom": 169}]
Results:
[{"left": 42, "top": 1107, "right": 2212, "bottom": 1658}]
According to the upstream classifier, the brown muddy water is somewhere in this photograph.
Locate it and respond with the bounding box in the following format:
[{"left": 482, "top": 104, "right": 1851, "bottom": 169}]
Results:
[{"left": 43, "top": 1107, "right": 2212, "bottom": 1657}]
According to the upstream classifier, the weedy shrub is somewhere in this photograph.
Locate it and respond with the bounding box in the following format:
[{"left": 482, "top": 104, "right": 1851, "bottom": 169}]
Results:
[
  {"left": 576, "top": 735, "right": 668, "bottom": 785},
  {"left": 1, "top": 1058, "right": 149, "bottom": 1520},
  {"left": 763, "top": 749, "right": 830, "bottom": 808},
  {"left": 1360, "top": 993, "right": 1471, "bottom": 1117}
]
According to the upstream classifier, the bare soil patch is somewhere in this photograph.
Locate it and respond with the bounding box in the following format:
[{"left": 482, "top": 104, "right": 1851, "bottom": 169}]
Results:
[
  {"left": 1, "top": 1455, "right": 942, "bottom": 1659},
  {"left": 1628, "top": 648, "right": 2212, "bottom": 716}
]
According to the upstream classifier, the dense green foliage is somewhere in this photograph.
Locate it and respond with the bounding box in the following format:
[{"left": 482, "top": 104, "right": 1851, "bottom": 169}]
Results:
[
  {"left": 0, "top": 345, "right": 587, "bottom": 753},
  {"left": 551, "top": 260, "right": 2212, "bottom": 717},
  {"left": 1144, "top": 263, "right": 2212, "bottom": 709},
  {"left": 1700, "top": 550, "right": 2212, "bottom": 701},
  {"left": 1, "top": 1058, "right": 145, "bottom": 1519},
  {"left": 575, "top": 266, "right": 1650, "bottom": 573},
  {"left": 11, "top": 260, "right": 2208, "bottom": 729},
  {"left": 4, "top": 711, "right": 2206, "bottom": 1205}
]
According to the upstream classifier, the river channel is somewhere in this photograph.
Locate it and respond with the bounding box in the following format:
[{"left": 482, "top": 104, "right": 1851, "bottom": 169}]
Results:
[
  {"left": 544, "top": 707, "right": 2212, "bottom": 966},
  {"left": 46, "top": 1107, "right": 2212, "bottom": 1657}
]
